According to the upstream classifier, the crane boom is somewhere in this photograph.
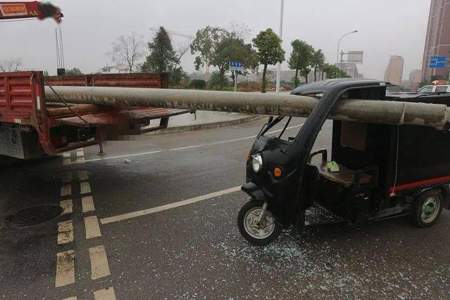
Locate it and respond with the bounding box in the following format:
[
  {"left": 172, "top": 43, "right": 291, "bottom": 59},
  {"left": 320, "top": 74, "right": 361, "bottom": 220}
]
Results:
[{"left": 0, "top": 1, "right": 62, "bottom": 23}]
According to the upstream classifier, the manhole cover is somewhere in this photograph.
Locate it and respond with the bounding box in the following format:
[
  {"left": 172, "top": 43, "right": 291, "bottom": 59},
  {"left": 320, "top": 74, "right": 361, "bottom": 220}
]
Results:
[{"left": 6, "top": 205, "right": 63, "bottom": 226}]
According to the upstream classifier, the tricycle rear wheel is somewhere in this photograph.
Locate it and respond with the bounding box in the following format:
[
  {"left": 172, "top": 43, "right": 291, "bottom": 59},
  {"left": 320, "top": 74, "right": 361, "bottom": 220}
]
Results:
[
  {"left": 237, "top": 200, "right": 281, "bottom": 246},
  {"left": 412, "top": 190, "right": 443, "bottom": 228}
]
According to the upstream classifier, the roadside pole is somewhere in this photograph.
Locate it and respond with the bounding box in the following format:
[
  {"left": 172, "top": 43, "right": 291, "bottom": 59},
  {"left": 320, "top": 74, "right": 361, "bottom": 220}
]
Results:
[{"left": 276, "top": 0, "right": 284, "bottom": 94}]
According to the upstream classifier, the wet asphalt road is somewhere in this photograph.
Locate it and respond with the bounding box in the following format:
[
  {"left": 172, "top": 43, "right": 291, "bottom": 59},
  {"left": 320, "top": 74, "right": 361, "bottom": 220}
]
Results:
[{"left": 0, "top": 118, "right": 449, "bottom": 299}]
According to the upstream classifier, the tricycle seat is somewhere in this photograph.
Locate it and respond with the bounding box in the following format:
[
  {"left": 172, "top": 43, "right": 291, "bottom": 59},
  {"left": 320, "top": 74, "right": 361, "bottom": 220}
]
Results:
[{"left": 318, "top": 163, "right": 372, "bottom": 188}]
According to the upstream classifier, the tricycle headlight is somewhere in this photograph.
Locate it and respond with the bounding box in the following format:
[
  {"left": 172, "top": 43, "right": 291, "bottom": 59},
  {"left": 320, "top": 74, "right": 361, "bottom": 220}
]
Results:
[{"left": 251, "top": 154, "right": 263, "bottom": 173}]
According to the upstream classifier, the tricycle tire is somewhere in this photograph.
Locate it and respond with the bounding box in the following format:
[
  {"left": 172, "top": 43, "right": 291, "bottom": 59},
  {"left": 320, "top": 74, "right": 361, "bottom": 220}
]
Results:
[
  {"left": 237, "top": 200, "right": 281, "bottom": 246},
  {"left": 412, "top": 189, "right": 443, "bottom": 228}
]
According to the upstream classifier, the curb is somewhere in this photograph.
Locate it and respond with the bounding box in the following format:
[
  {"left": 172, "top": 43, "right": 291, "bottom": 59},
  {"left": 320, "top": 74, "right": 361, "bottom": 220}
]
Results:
[{"left": 145, "top": 115, "right": 263, "bottom": 136}]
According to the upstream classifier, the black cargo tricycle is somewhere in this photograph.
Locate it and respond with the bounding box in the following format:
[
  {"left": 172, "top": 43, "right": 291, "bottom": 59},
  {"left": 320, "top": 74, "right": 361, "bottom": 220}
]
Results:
[{"left": 238, "top": 80, "right": 450, "bottom": 246}]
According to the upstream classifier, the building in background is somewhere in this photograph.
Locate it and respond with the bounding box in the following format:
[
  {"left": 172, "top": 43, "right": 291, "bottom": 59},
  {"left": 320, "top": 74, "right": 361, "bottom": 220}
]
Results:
[
  {"left": 422, "top": 0, "right": 450, "bottom": 82},
  {"left": 336, "top": 62, "right": 363, "bottom": 79},
  {"left": 409, "top": 69, "right": 422, "bottom": 91},
  {"left": 384, "top": 55, "right": 404, "bottom": 85}
]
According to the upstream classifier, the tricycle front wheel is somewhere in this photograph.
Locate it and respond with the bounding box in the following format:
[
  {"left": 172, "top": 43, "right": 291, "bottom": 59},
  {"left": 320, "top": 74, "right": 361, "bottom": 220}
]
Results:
[{"left": 237, "top": 200, "right": 281, "bottom": 246}]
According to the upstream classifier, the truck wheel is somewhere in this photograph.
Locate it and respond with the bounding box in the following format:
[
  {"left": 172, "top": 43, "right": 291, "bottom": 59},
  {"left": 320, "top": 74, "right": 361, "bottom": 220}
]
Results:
[
  {"left": 237, "top": 200, "right": 281, "bottom": 246},
  {"left": 412, "top": 190, "right": 443, "bottom": 228}
]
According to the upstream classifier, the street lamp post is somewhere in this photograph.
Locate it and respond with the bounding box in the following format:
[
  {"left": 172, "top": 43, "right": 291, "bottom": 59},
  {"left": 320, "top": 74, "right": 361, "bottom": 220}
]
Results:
[
  {"left": 276, "top": 0, "right": 284, "bottom": 93},
  {"left": 336, "top": 30, "right": 358, "bottom": 66}
]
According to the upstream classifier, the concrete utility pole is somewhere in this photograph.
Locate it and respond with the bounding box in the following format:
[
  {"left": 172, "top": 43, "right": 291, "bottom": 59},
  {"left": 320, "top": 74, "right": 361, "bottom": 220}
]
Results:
[
  {"left": 45, "top": 85, "right": 450, "bottom": 130},
  {"left": 336, "top": 30, "right": 358, "bottom": 67},
  {"left": 276, "top": 0, "right": 285, "bottom": 94}
]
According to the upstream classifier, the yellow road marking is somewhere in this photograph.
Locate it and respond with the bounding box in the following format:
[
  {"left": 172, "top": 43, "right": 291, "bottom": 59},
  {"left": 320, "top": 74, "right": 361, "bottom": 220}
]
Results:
[
  {"left": 62, "top": 172, "right": 73, "bottom": 183},
  {"left": 82, "top": 196, "right": 95, "bottom": 213},
  {"left": 61, "top": 184, "right": 72, "bottom": 197},
  {"left": 84, "top": 216, "right": 101, "bottom": 239},
  {"left": 57, "top": 220, "right": 74, "bottom": 245},
  {"left": 80, "top": 181, "right": 92, "bottom": 195},
  {"left": 78, "top": 170, "right": 89, "bottom": 181},
  {"left": 89, "top": 246, "right": 111, "bottom": 280},
  {"left": 55, "top": 250, "right": 75, "bottom": 287},
  {"left": 94, "top": 287, "right": 116, "bottom": 300},
  {"left": 60, "top": 199, "right": 73, "bottom": 215}
]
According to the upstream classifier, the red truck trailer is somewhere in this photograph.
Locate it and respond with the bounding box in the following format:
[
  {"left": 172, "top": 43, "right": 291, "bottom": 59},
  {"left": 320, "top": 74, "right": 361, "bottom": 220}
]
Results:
[{"left": 0, "top": 71, "right": 188, "bottom": 159}]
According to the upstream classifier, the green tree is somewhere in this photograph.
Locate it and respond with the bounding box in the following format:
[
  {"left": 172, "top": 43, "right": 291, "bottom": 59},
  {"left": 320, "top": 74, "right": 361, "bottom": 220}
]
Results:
[
  {"left": 208, "top": 71, "right": 231, "bottom": 90},
  {"left": 170, "top": 66, "right": 190, "bottom": 87},
  {"left": 253, "top": 28, "right": 285, "bottom": 93},
  {"left": 191, "top": 26, "right": 229, "bottom": 72},
  {"left": 312, "top": 49, "right": 325, "bottom": 82},
  {"left": 322, "top": 63, "right": 350, "bottom": 79},
  {"left": 288, "top": 40, "right": 314, "bottom": 86},
  {"left": 191, "top": 26, "right": 257, "bottom": 90},
  {"left": 213, "top": 36, "right": 257, "bottom": 90},
  {"left": 142, "top": 27, "right": 177, "bottom": 73}
]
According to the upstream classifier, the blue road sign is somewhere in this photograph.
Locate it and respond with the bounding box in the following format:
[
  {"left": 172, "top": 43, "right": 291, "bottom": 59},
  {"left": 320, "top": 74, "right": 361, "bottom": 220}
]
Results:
[
  {"left": 229, "top": 61, "right": 244, "bottom": 71},
  {"left": 429, "top": 56, "right": 448, "bottom": 68}
]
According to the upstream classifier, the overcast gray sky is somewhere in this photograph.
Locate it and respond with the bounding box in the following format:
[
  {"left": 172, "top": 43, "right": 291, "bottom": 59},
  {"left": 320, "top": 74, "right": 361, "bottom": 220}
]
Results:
[{"left": 0, "top": 0, "right": 430, "bottom": 79}]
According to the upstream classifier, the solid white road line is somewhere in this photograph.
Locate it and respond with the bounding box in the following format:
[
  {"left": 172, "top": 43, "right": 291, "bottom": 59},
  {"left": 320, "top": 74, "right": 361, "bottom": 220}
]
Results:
[
  {"left": 57, "top": 220, "right": 74, "bottom": 245},
  {"left": 82, "top": 123, "right": 304, "bottom": 163},
  {"left": 82, "top": 196, "right": 95, "bottom": 213},
  {"left": 83, "top": 150, "right": 162, "bottom": 164},
  {"left": 84, "top": 216, "right": 102, "bottom": 239},
  {"left": 63, "top": 297, "right": 77, "bottom": 300},
  {"left": 60, "top": 199, "right": 73, "bottom": 215},
  {"left": 94, "top": 287, "right": 116, "bottom": 300},
  {"left": 80, "top": 181, "right": 92, "bottom": 195},
  {"left": 89, "top": 246, "right": 111, "bottom": 280},
  {"left": 170, "top": 124, "right": 303, "bottom": 152},
  {"left": 55, "top": 250, "right": 75, "bottom": 287},
  {"left": 169, "top": 135, "right": 256, "bottom": 151},
  {"left": 61, "top": 184, "right": 72, "bottom": 197},
  {"left": 101, "top": 185, "right": 242, "bottom": 225}
]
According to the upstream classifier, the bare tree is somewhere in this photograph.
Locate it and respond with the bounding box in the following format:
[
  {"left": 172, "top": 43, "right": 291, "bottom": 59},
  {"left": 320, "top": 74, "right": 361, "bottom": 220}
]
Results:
[
  {"left": 0, "top": 58, "right": 22, "bottom": 72},
  {"left": 111, "top": 33, "right": 144, "bottom": 73}
]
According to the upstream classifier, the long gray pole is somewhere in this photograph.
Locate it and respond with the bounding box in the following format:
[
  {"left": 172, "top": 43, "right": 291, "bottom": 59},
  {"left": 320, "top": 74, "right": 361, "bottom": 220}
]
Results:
[{"left": 45, "top": 86, "right": 450, "bottom": 130}]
